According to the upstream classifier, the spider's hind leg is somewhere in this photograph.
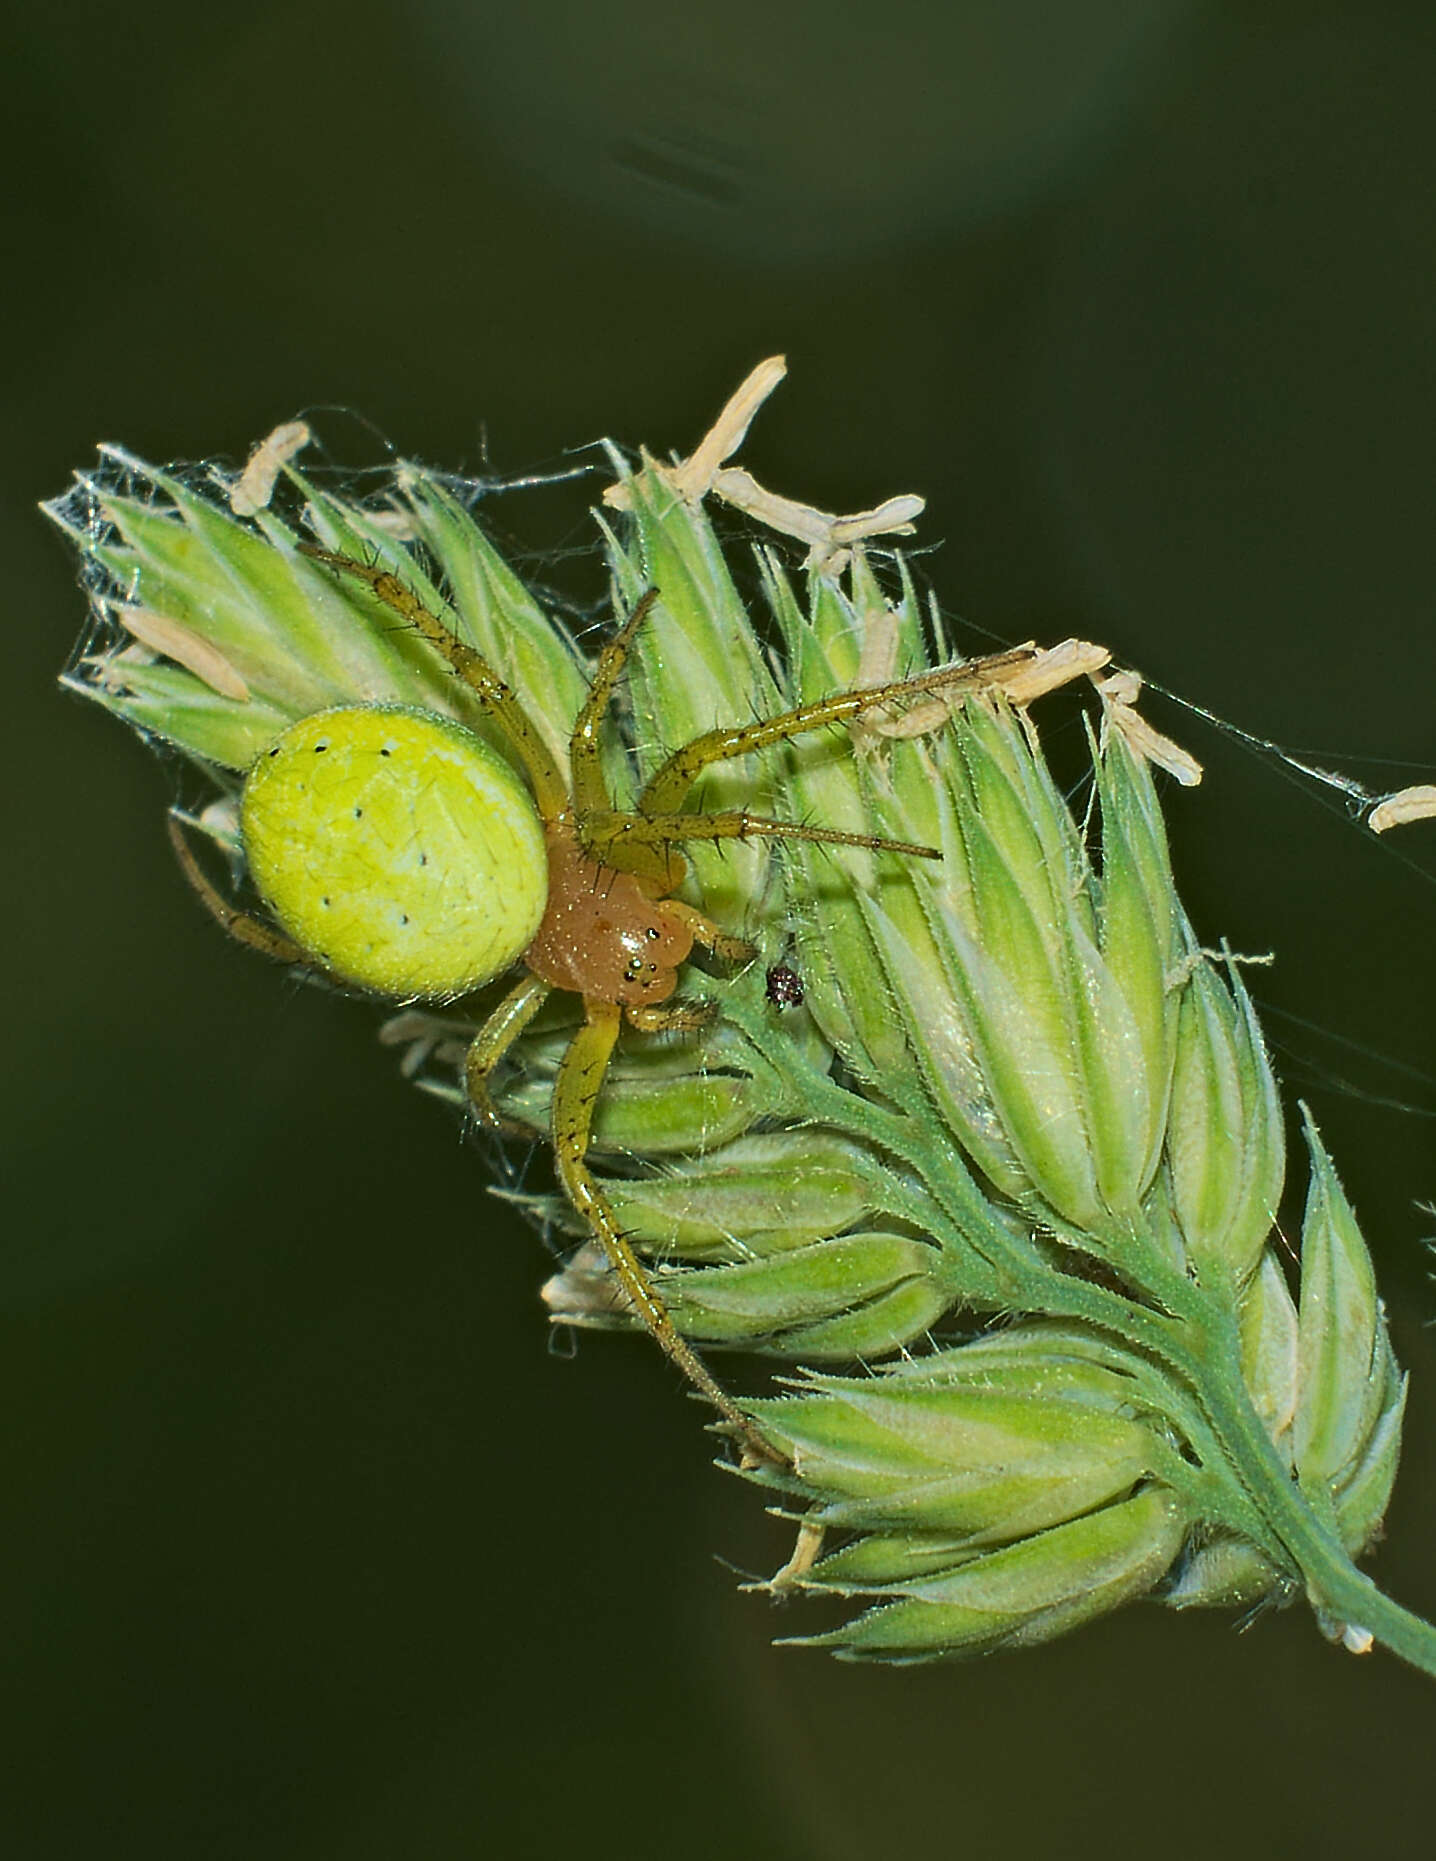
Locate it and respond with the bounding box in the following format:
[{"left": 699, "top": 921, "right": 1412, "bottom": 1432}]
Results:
[
  {"left": 166, "top": 813, "right": 306, "bottom": 965},
  {"left": 552, "top": 998, "right": 787, "bottom": 1469}
]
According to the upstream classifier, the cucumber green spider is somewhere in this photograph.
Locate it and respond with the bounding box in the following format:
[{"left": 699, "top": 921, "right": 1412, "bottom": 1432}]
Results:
[{"left": 170, "top": 547, "right": 1034, "bottom": 1463}]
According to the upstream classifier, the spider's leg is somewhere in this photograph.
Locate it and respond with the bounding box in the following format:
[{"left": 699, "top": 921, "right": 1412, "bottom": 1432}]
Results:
[
  {"left": 166, "top": 814, "right": 307, "bottom": 965},
  {"left": 569, "top": 588, "right": 659, "bottom": 816},
  {"left": 660, "top": 900, "right": 757, "bottom": 965},
  {"left": 585, "top": 807, "right": 941, "bottom": 864},
  {"left": 464, "top": 973, "right": 552, "bottom": 1126},
  {"left": 638, "top": 645, "right": 1037, "bottom": 816},
  {"left": 625, "top": 999, "right": 719, "bottom": 1035},
  {"left": 553, "top": 999, "right": 786, "bottom": 1469},
  {"left": 298, "top": 546, "right": 569, "bottom": 817}
]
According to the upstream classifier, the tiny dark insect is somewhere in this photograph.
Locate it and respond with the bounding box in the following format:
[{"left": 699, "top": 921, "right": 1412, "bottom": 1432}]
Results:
[{"left": 765, "top": 962, "right": 804, "bottom": 1008}]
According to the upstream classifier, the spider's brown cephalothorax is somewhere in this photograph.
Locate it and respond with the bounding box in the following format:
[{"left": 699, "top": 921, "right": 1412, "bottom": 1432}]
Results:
[{"left": 524, "top": 819, "right": 694, "bottom": 1006}]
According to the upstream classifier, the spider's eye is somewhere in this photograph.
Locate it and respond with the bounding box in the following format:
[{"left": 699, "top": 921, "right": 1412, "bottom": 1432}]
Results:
[{"left": 646, "top": 926, "right": 660, "bottom": 941}]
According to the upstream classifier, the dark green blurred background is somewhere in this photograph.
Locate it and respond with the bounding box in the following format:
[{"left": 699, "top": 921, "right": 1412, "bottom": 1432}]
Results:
[{"left": 7, "top": 2, "right": 1436, "bottom": 1855}]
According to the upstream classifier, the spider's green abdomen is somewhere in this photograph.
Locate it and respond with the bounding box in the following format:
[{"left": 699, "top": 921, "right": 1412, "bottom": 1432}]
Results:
[{"left": 241, "top": 705, "right": 548, "bottom": 999}]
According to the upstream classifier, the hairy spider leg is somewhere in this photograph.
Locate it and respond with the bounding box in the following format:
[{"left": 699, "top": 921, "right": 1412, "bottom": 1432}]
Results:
[
  {"left": 560, "top": 584, "right": 948, "bottom": 881},
  {"left": 583, "top": 645, "right": 1038, "bottom": 881},
  {"left": 568, "top": 587, "right": 660, "bottom": 818},
  {"left": 297, "top": 546, "right": 570, "bottom": 817},
  {"left": 464, "top": 973, "right": 553, "bottom": 1125},
  {"left": 638, "top": 645, "right": 1039, "bottom": 817},
  {"left": 166, "top": 813, "right": 307, "bottom": 964},
  {"left": 553, "top": 999, "right": 783, "bottom": 1464},
  {"left": 582, "top": 805, "right": 944, "bottom": 868},
  {"left": 549, "top": 582, "right": 792, "bottom": 1456},
  {"left": 561, "top": 580, "right": 924, "bottom": 874}
]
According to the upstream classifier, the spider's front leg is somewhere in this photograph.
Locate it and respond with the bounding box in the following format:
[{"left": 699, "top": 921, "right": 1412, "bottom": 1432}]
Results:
[
  {"left": 637, "top": 645, "right": 1038, "bottom": 817},
  {"left": 584, "top": 806, "right": 942, "bottom": 866},
  {"left": 551, "top": 999, "right": 787, "bottom": 1470}
]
